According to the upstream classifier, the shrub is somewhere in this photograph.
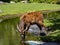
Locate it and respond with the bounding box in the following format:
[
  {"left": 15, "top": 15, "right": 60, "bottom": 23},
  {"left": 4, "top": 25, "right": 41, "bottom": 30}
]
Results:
[{"left": 40, "top": 30, "right": 60, "bottom": 42}]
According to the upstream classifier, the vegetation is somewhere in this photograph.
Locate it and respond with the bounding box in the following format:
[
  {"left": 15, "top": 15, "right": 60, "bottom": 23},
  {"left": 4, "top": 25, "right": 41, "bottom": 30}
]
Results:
[
  {"left": 0, "top": 0, "right": 60, "bottom": 45},
  {"left": 1, "top": 0, "right": 60, "bottom": 4},
  {"left": 0, "top": 3, "right": 60, "bottom": 16},
  {"left": 0, "top": 14, "right": 60, "bottom": 45}
]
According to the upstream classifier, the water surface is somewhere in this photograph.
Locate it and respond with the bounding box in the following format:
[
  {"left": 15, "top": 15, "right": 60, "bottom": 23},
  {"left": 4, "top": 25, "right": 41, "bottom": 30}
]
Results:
[{"left": 25, "top": 41, "right": 60, "bottom": 45}]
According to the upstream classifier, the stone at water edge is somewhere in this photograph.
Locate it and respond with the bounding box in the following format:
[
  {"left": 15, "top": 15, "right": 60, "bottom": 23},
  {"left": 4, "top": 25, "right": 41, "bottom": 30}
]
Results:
[
  {"left": 0, "top": 1, "right": 4, "bottom": 4},
  {"left": 10, "top": 1, "right": 15, "bottom": 3}
]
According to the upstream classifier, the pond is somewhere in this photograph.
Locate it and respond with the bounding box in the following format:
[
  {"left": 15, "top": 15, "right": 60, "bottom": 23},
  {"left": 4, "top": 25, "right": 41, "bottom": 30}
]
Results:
[
  {"left": 25, "top": 41, "right": 60, "bottom": 45},
  {"left": 0, "top": 16, "right": 60, "bottom": 45},
  {"left": 21, "top": 25, "right": 60, "bottom": 45}
]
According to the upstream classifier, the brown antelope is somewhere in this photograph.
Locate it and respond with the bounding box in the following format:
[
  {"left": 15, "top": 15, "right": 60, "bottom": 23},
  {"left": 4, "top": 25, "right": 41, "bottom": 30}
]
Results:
[
  {"left": 17, "top": 11, "right": 47, "bottom": 44},
  {"left": 17, "top": 11, "right": 47, "bottom": 36}
]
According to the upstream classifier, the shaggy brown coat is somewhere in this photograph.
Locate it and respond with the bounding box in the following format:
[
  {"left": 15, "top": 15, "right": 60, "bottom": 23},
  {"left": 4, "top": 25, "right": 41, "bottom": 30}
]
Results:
[{"left": 17, "top": 11, "right": 47, "bottom": 35}]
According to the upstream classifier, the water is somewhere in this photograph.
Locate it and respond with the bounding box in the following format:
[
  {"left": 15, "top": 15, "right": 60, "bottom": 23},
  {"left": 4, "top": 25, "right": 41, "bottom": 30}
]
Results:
[
  {"left": 0, "top": 17, "right": 60, "bottom": 45},
  {"left": 26, "top": 25, "right": 60, "bottom": 45},
  {"left": 0, "top": 18, "right": 20, "bottom": 45},
  {"left": 25, "top": 41, "right": 60, "bottom": 45}
]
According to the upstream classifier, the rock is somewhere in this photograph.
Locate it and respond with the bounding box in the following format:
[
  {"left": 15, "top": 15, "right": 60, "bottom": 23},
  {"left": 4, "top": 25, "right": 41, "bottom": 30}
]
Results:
[
  {"left": 10, "top": 1, "right": 15, "bottom": 3},
  {"left": 28, "top": 25, "right": 40, "bottom": 36},
  {"left": 21, "top": 1, "right": 27, "bottom": 3},
  {"left": 0, "top": 1, "right": 4, "bottom": 4}
]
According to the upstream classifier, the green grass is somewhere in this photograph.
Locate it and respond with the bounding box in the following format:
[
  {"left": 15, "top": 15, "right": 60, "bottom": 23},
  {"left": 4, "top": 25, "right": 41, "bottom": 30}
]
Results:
[
  {"left": 0, "top": 3, "right": 60, "bottom": 16},
  {"left": 0, "top": 3, "right": 60, "bottom": 44}
]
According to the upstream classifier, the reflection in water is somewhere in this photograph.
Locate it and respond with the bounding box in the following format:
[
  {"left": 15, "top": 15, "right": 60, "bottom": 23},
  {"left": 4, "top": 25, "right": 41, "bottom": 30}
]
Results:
[
  {"left": 0, "top": 18, "right": 60, "bottom": 45},
  {"left": 25, "top": 41, "right": 60, "bottom": 45}
]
